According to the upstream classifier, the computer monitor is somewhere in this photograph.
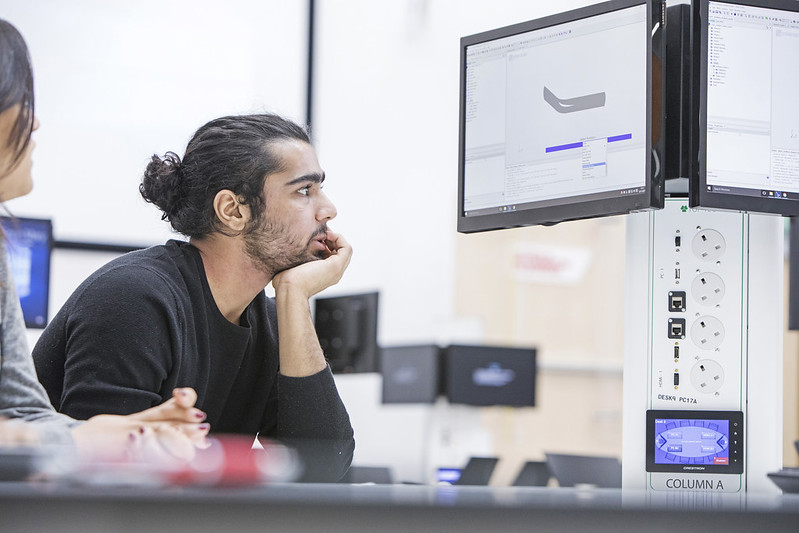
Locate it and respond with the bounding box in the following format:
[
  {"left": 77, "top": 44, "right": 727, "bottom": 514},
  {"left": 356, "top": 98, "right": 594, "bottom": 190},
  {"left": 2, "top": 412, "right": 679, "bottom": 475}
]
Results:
[
  {"left": 453, "top": 456, "right": 499, "bottom": 486},
  {"left": 689, "top": 0, "right": 799, "bottom": 215},
  {"left": 545, "top": 452, "right": 623, "bottom": 488},
  {"left": 0, "top": 217, "right": 53, "bottom": 328},
  {"left": 380, "top": 345, "right": 441, "bottom": 404},
  {"left": 314, "top": 292, "right": 379, "bottom": 374},
  {"left": 457, "top": 0, "right": 665, "bottom": 233},
  {"left": 444, "top": 344, "right": 536, "bottom": 407}
]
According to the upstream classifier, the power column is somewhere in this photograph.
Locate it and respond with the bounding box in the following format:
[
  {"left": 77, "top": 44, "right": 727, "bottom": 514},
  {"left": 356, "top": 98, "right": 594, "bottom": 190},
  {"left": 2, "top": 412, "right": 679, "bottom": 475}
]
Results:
[{"left": 622, "top": 197, "right": 783, "bottom": 495}]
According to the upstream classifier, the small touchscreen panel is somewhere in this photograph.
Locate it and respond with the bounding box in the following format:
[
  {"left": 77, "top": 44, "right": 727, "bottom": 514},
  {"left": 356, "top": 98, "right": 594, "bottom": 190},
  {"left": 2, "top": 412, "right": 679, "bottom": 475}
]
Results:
[{"left": 646, "top": 410, "right": 743, "bottom": 474}]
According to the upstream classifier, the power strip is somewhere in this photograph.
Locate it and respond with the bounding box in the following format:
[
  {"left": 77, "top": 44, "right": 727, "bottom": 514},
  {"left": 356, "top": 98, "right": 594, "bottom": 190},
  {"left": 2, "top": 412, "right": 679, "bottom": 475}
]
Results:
[{"left": 649, "top": 199, "right": 747, "bottom": 411}]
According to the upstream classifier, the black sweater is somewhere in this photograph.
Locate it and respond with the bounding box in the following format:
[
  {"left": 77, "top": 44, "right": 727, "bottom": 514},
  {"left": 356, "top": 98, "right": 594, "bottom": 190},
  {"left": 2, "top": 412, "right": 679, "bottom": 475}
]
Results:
[{"left": 33, "top": 240, "right": 354, "bottom": 481}]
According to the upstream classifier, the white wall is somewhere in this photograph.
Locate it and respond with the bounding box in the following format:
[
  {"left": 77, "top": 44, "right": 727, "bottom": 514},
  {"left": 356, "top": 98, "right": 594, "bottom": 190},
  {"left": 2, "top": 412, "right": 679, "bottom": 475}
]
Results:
[{"left": 3, "top": 0, "right": 308, "bottom": 247}]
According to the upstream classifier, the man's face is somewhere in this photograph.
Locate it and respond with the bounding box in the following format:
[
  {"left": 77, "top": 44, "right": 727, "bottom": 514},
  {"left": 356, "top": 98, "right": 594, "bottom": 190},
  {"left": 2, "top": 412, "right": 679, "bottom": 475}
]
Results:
[
  {"left": 0, "top": 104, "right": 37, "bottom": 202},
  {"left": 243, "top": 139, "right": 337, "bottom": 276}
]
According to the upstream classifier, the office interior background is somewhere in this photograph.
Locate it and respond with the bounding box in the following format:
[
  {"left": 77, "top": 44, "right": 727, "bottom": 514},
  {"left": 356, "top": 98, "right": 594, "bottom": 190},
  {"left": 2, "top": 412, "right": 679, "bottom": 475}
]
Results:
[{"left": 3, "top": 0, "right": 798, "bottom": 486}]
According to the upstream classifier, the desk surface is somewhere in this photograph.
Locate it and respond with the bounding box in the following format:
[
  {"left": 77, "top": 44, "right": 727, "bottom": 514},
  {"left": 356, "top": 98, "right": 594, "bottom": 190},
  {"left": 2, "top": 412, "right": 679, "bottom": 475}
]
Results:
[{"left": 1, "top": 482, "right": 799, "bottom": 532}]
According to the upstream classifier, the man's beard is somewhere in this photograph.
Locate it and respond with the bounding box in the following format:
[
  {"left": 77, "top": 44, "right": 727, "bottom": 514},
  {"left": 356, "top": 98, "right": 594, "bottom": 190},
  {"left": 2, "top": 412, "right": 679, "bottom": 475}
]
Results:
[{"left": 243, "top": 216, "right": 327, "bottom": 276}]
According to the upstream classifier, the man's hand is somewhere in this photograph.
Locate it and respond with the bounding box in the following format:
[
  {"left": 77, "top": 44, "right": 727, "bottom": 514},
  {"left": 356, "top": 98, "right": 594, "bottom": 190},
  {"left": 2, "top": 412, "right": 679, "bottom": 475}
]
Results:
[
  {"left": 272, "top": 230, "right": 352, "bottom": 377},
  {"left": 272, "top": 230, "right": 352, "bottom": 299},
  {"left": 71, "top": 387, "right": 210, "bottom": 462}
]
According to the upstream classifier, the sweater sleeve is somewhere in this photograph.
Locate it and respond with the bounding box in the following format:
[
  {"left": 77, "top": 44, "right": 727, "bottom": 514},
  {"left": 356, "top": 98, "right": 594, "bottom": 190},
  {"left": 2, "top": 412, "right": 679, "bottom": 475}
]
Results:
[
  {"left": 35, "top": 265, "right": 181, "bottom": 419},
  {"left": 271, "top": 365, "right": 355, "bottom": 482},
  {"left": 0, "top": 245, "right": 77, "bottom": 446}
]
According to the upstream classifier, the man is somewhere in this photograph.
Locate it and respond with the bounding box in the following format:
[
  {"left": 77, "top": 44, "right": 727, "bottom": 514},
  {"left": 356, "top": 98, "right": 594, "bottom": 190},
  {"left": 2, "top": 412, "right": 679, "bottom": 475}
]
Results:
[{"left": 33, "top": 114, "right": 354, "bottom": 481}]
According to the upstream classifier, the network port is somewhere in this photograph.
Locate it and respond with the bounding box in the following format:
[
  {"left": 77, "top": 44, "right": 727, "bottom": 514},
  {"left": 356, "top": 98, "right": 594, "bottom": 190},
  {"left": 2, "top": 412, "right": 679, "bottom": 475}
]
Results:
[
  {"left": 668, "top": 318, "right": 686, "bottom": 339},
  {"left": 668, "top": 291, "right": 686, "bottom": 312}
]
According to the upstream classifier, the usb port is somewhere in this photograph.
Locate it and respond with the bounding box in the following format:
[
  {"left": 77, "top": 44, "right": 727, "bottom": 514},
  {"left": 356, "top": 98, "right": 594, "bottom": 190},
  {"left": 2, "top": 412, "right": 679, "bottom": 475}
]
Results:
[
  {"left": 675, "top": 235, "right": 681, "bottom": 247},
  {"left": 675, "top": 268, "right": 681, "bottom": 280},
  {"left": 674, "top": 372, "right": 680, "bottom": 386},
  {"left": 674, "top": 345, "right": 680, "bottom": 359}
]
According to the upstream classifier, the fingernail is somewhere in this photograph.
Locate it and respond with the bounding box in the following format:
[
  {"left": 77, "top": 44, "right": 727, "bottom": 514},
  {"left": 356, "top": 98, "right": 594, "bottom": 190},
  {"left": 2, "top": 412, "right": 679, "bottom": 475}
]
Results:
[
  {"left": 139, "top": 426, "right": 146, "bottom": 434},
  {"left": 194, "top": 411, "right": 207, "bottom": 421},
  {"left": 198, "top": 423, "right": 210, "bottom": 431},
  {"left": 129, "top": 432, "right": 137, "bottom": 442}
]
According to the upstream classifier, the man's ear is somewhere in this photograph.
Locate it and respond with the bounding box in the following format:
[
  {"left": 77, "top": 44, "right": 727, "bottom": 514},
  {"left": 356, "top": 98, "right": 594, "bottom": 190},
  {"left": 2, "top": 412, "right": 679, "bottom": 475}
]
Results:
[{"left": 213, "top": 189, "right": 250, "bottom": 233}]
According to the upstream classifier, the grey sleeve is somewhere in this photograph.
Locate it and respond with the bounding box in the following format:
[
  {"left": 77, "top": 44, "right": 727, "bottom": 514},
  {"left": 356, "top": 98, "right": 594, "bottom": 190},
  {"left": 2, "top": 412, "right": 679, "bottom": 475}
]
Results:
[{"left": 0, "top": 243, "right": 76, "bottom": 446}]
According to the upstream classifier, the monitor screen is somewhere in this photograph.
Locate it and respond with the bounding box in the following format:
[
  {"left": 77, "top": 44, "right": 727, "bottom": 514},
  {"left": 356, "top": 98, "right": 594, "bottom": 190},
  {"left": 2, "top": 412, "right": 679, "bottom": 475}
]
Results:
[
  {"left": 690, "top": 0, "right": 799, "bottom": 215},
  {"left": 380, "top": 345, "right": 441, "bottom": 404},
  {"left": 457, "top": 0, "right": 665, "bottom": 233},
  {"left": 314, "top": 292, "right": 379, "bottom": 374},
  {"left": 444, "top": 344, "right": 536, "bottom": 407},
  {"left": 645, "top": 409, "right": 744, "bottom": 474},
  {"left": 0, "top": 217, "right": 53, "bottom": 329}
]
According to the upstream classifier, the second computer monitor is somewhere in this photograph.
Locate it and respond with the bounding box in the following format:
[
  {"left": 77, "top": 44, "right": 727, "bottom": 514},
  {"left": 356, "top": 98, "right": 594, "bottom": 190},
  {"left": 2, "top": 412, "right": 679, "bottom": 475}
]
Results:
[{"left": 689, "top": 0, "right": 799, "bottom": 215}]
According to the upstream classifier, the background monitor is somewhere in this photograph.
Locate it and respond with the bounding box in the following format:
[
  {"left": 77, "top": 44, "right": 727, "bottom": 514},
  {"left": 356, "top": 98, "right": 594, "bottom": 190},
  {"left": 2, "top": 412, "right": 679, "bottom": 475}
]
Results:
[
  {"left": 0, "top": 217, "right": 53, "bottom": 328},
  {"left": 457, "top": 0, "right": 665, "bottom": 233},
  {"left": 380, "top": 344, "right": 441, "bottom": 404},
  {"left": 314, "top": 292, "right": 379, "bottom": 374},
  {"left": 452, "top": 456, "right": 499, "bottom": 486},
  {"left": 545, "top": 452, "right": 623, "bottom": 488},
  {"left": 444, "top": 344, "right": 536, "bottom": 407},
  {"left": 689, "top": 0, "right": 799, "bottom": 215}
]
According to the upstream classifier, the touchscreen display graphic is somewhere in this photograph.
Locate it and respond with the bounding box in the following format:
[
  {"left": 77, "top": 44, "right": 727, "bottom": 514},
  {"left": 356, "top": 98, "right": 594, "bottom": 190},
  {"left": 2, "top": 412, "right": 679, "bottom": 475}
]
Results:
[
  {"left": 653, "top": 417, "right": 729, "bottom": 466},
  {"left": 646, "top": 410, "right": 743, "bottom": 474}
]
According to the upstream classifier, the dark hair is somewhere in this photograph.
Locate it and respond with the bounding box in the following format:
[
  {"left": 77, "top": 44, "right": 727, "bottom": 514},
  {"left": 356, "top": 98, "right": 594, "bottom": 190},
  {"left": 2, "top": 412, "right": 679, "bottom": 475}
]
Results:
[
  {"left": 140, "top": 113, "right": 311, "bottom": 238},
  {"left": 0, "top": 19, "right": 35, "bottom": 169}
]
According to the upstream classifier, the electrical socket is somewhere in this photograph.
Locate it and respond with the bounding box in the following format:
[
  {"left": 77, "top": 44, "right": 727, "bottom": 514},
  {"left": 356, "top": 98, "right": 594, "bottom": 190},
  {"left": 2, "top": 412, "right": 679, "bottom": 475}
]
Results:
[
  {"left": 692, "top": 228, "right": 726, "bottom": 262},
  {"left": 690, "top": 315, "right": 725, "bottom": 350},
  {"left": 691, "top": 272, "right": 725, "bottom": 306},
  {"left": 690, "top": 359, "right": 725, "bottom": 394}
]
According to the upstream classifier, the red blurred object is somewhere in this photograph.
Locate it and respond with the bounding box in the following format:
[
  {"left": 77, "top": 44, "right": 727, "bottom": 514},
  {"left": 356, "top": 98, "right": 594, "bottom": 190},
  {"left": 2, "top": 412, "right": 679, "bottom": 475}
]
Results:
[{"left": 168, "top": 435, "right": 299, "bottom": 486}]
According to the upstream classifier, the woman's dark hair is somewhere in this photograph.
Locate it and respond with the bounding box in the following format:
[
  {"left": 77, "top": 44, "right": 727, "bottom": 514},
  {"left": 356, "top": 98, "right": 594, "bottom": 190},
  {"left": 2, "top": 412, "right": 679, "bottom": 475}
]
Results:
[
  {"left": 140, "top": 113, "right": 311, "bottom": 238},
  {"left": 0, "top": 19, "right": 35, "bottom": 169}
]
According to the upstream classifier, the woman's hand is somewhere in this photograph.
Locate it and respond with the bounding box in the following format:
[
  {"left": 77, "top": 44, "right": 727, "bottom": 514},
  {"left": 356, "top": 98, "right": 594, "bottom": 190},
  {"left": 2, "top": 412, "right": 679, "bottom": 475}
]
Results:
[
  {"left": 71, "top": 387, "right": 210, "bottom": 462},
  {"left": 0, "top": 417, "right": 39, "bottom": 447}
]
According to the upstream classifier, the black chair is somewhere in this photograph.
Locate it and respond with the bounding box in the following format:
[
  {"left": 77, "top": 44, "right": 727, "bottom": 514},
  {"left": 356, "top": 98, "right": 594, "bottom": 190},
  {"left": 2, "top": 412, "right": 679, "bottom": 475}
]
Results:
[
  {"left": 453, "top": 457, "right": 499, "bottom": 486},
  {"left": 511, "top": 460, "right": 551, "bottom": 487},
  {"left": 544, "top": 453, "right": 622, "bottom": 488},
  {"left": 339, "top": 466, "right": 393, "bottom": 484}
]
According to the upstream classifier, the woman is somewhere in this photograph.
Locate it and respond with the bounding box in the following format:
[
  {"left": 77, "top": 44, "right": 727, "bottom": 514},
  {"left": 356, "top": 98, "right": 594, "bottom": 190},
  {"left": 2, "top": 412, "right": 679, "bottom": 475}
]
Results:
[{"left": 0, "top": 18, "right": 208, "bottom": 460}]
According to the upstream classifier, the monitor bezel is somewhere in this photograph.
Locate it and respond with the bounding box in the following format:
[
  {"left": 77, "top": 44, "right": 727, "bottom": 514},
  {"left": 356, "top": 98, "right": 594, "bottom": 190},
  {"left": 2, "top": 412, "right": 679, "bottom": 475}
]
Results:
[
  {"left": 645, "top": 409, "right": 744, "bottom": 474},
  {"left": 0, "top": 216, "right": 53, "bottom": 329},
  {"left": 689, "top": 0, "right": 799, "bottom": 215},
  {"left": 457, "top": 0, "right": 665, "bottom": 234}
]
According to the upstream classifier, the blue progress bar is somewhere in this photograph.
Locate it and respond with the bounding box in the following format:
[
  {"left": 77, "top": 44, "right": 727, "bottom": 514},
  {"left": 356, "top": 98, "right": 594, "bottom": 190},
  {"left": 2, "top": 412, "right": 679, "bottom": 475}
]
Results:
[
  {"left": 545, "top": 132, "right": 632, "bottom": 153},
  {"left": 607, "top": 133, "right": 632, "bottom": 143}
]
